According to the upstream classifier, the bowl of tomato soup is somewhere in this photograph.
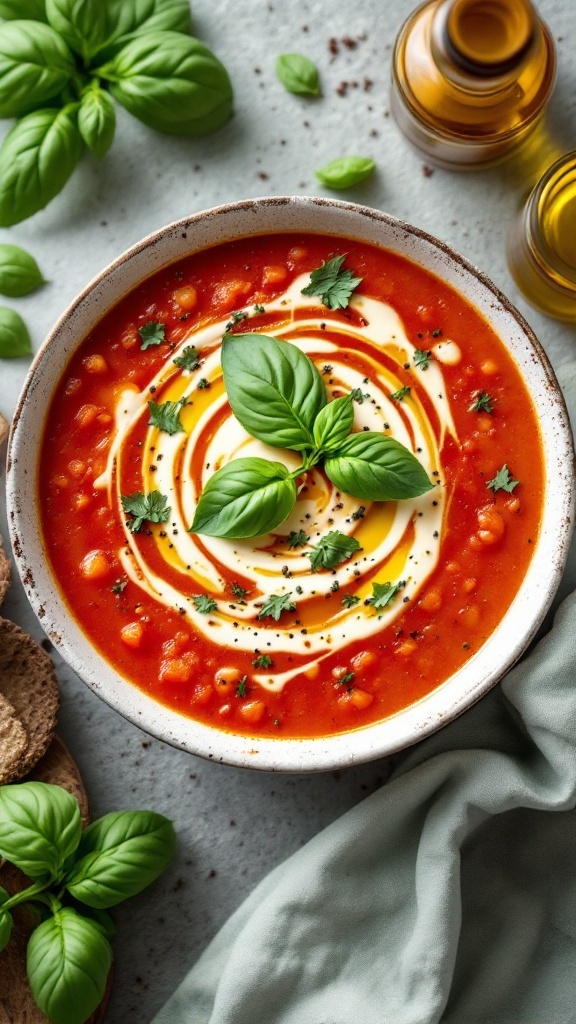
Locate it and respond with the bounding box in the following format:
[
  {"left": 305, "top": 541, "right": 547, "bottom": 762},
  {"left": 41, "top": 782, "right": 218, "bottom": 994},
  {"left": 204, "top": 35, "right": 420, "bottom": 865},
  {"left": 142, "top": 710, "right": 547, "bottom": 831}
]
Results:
[{"left": 7, "top": 198, "right": 574, "bottom": 771}]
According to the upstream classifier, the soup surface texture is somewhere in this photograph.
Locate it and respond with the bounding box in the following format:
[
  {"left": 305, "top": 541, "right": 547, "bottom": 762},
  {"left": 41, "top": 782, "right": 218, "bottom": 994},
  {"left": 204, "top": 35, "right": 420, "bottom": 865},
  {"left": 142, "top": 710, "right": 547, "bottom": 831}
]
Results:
[{"left": 39, "top": 233, "right": 544, "bottom": 738}]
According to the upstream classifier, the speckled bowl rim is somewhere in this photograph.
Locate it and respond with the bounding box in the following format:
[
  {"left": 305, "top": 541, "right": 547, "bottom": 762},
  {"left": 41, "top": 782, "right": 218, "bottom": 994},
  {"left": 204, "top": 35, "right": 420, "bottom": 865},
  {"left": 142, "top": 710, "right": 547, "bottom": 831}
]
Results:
[{"left": 7, "top": 196, "right": 575, "bottom": 772}]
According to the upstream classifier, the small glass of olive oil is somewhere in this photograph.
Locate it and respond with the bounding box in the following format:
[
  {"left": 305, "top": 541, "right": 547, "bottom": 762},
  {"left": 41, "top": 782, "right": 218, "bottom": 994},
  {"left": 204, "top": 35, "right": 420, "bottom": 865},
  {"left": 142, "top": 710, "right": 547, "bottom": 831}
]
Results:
[
  {"left": 508, "top": 152, "right": 576, "bottom": 322},
  {"left": 391, "top": 0, "right": 556, "bottom": 169}
]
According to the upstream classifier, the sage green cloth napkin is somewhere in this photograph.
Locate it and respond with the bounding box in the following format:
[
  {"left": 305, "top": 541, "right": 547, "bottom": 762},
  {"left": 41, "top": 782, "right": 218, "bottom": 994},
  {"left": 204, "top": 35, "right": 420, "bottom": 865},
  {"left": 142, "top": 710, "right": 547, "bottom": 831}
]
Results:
[{"left": 153, "top": 364, "right": 576, "bottom": 1024}]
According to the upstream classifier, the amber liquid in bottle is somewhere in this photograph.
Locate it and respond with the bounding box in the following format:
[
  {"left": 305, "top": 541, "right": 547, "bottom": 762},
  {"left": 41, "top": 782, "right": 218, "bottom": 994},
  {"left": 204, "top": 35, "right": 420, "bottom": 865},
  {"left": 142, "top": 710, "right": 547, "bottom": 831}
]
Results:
[
  {"left": 508, "top": 152, "right": 576, "bottom": 322},
  {"left": 391, "top": 0, "right": 556, "bottom": 169}
]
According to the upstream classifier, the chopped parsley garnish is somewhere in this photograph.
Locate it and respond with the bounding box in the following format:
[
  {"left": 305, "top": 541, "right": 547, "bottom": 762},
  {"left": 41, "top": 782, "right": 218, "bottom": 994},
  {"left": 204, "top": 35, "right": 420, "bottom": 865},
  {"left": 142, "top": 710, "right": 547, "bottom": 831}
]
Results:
[
  {"left": 301, "top": 254, "right": 363, "bottom": 311},
  {"left": 287, "top": 530, "right": 309, "bottom": 549},
  {"left": 252, "top": 654, "right": 274, "bottom": 668},
  {"left": 307, "top": 531, "right": 361, "bottom": 573},
  {"left": 330, "top": 580, "right": 340, "bottom": 592},
  {"left": 111, "top": 579, "right": 127, "bottom": 594},
  {"left": 414, "top": 348, "right": 431, "bottom": 370},
  {"left": 231, "top": 582, "right": 249, "bottom": 599},
  {"left": 121, "top": 490, "right": 171, "bottom": 533},
  {"left": 339, "top": 671, "right": 355, "bottom": 686},
  {"left": 431, "top": 328, "right": 442, "bottom": 337},
  {"left": 197, "top": 378, "right": 210, "bottom": 389},
  {"left": 138, "top": 321, "right": 166, "bottom": 349},
  {"left": 322, "top": 364, "right": 333, "bottom": 374},
  {"left": 225, "top": 310, "right": 248, "bottom": 331},
  {"left": 341, "top": 593, "right": 361, "bottom": 608},
  {"left": 486, "top": 465, "right": 519, "bottom": 493},
  {"left": 258, "top": 592, "right": 296, "bottom": 621},
  {"left": 470, "top": 391, "right": 494, "bottom": 414},
  {"left": 173, "top": 345, "right": 200, "bottom": 371},
  {"left": 147, "top": 398, "right": 186, "bottom": 436},
  {"left": 366, "top": 580, "right": 405, "bottom": 615},
  {"left": 351, "top": 506, "right": 365, "bottom": 521},
  {"left": 390, "top": 386, "right": 411, "bottom": 402},
  {"left": 351, "top": 387, "right": 367, "bottom": 404},
  {"left": 192, "top": 594, "right": 217, "bottom": 614},
  {"left": 236, "top": 676, "right": 248, "bottom": 697},
  {"left": 253, "top": 304, "right": 266, "bottom": 314}
]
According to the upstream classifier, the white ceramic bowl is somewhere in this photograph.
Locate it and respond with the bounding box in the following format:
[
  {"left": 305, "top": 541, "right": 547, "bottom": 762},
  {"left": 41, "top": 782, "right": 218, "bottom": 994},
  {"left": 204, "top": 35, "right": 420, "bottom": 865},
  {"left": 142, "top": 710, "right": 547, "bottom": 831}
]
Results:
[{"left": 7, "top": 197, "right": 575, "bottom": 772}]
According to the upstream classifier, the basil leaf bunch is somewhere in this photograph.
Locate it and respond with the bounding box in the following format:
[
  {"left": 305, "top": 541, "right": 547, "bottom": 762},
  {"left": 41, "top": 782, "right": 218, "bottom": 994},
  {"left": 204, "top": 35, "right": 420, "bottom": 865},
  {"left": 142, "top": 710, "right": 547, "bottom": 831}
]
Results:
[
  {"left": 0, "top": 781, "right": 175, "bottom": 1024},
  {"left": 190, "top": 333, "right": 433, "bottom": 541},
  {"left": 0, "top": 1, "right": 233, "bottom": 225}
]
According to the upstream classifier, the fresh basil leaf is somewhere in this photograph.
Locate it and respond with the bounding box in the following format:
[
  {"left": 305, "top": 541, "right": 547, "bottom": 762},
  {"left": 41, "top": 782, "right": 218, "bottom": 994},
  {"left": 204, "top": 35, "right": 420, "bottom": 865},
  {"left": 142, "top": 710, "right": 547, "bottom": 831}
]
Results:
[
  {"left": 121, "top": 489, "right": 171, "bottom": 532},
  {"left": 96, "top": 0, "right": 191, "bottom": 58},
  {"left": 390, "top": 385, "right": 410, "bottom": 402},
  {"left": 486, "top": 464, "right": 519, "bottom": 493},
  {"left": 325, "top": 432, "right": 433, "bottom": 501},
  {"left": 470, "top": 390, "right": 493, "bottom": 413},
  {"left": 414, "top": 348, "right": 431, "bottom": 370},
  {"left": 313, "top": 394, "right": 354, "bottom": 452},
  {"left": 192, "top": 593, "right": 217, "bottom": 614},
  {"left": 0, "top": 20, "right": 76, "bottom": 118},
  {"left": 287, "top": 529, "right": 309, "bottom": 548},
  {"left": 190, "top": 457, "right": 297, "bottom": 540},
  {"left": 78, "top": 87, "right": 116, "bottom": 159},
  {"left": 275, "top": 53, "right": 320, "bottom": 96},
  {"left": 0, "top": 782, "right": 81, "bottom": 881},
  {"left": 0, "top": 307, "right": 32, "bottom": 358},
  {"left": 139, "top": 319, "right": 165, "bottom": 347},
  {"left": 0, "top": 0, "right": 47, "bottom": 19},
  {"left": 45, "top": 0, "right": 112, "bottom": 60},
  {"left": 98, "top": 32, "right": 233, "bottom": 137},
  {"left": 64, "top": 810, "right": 176, "bottom": 908},
  {"left": 173, "top": 344, "right": 200, "bottom": 371},
  {"left": 366, "top": 579, "right": 405, "bottom": 615},
  {"left": 148, "top": 397, "right": 185, "bottom": 435},
  {"left": 258, "top": 592, "right": 296, "bottom": 621},
  {"left": 68, "top": 901, "right": 117, "bottom": 939},
  {"left": 0, "top": 106, "right": 83, "bottom": 227},
  {"left": 301, "top": 255, "right": 363, "bottom": 311},
  {"left": 0, "top": 243, "right": 45, "bottom": 297},
  {"left": 27, "top": 908, "right": 112, "bottom": 1024},
  {"left": 222, "top": 333, "right": 326, "bottom": 451},
  {"left": 315, "top": 156, "right": 375, "bottom": 189},
  {"left": 307, "top": 530, "right": 361, "bottom": 572},
  {"left": 0, "top": 908, "right": 12, "bottom": 952}
]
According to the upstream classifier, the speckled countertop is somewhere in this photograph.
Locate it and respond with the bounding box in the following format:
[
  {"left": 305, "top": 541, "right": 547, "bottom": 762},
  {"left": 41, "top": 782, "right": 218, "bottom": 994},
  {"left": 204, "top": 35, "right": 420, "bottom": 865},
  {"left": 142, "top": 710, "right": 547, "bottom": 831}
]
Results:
[{"left": 1, "top": 1, "right": 575, "bottom": 1019}]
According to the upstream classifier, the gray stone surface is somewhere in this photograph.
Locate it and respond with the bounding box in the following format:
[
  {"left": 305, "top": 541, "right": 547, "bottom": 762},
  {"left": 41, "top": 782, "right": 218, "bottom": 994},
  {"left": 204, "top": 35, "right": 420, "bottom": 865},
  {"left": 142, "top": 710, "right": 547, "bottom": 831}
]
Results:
[{"left": 0, "top": 1, "right": 574, "bottom": 1020}]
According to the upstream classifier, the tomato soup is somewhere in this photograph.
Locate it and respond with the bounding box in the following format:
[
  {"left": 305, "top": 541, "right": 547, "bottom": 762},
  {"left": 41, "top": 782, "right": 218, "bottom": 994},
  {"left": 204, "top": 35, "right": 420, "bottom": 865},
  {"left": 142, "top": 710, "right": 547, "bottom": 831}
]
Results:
[{"left": 39, "top": 233, "right": 544, "bottom": 738}]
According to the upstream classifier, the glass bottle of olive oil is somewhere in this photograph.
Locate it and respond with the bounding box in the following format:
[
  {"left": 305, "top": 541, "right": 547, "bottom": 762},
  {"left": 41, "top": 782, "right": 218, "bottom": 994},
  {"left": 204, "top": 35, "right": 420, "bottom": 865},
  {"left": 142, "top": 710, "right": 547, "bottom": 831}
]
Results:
[
  {"left": 508, "top": 152, "right": 576, "bottom": 322},
  {"left": 391, "top": 0, "right": 556, "bottom": 169}
]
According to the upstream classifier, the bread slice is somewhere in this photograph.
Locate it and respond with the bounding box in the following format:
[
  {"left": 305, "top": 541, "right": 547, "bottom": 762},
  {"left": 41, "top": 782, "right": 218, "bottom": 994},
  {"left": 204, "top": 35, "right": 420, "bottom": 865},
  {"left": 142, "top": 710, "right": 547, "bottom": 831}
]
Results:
[
  {"left": 0, "top": 736, "right": 111, "bottom": 1023},
  {"left": 0, "top": 693, "right": 27, "bottom": 785},
  {"left": 0, "top": 534, "right": 10, "bottom": 607},
  {"left": 0, "top": 412, "right": 11, "bottom": 605},
  {"left": 0, "top": 619, "right": 59, "bottom": 781}
]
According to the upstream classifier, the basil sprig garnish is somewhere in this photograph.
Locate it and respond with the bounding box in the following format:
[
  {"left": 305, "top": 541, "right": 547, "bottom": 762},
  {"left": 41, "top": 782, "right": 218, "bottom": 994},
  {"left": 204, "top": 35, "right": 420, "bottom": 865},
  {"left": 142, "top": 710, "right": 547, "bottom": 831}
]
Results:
[
  {"left": 0, "top": 781, "right": 175, "bottom": 1024},
  {"left": 190, "top": 334, "right": 433, "bottom": 541}
]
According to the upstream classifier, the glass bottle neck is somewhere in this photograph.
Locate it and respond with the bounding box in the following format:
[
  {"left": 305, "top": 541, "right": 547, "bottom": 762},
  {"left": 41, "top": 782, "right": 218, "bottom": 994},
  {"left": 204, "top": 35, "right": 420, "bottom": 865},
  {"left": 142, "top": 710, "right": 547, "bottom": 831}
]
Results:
[{"left": 441, "top": 0, "right": 536, "bottom": 77}]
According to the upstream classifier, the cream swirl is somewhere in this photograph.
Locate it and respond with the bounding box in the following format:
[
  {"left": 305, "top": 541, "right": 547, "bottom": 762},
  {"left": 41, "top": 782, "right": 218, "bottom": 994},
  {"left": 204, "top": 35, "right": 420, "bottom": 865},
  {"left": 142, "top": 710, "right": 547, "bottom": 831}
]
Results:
[{"left": 95, "top": 276, "right": 457, "bottom": 691}]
